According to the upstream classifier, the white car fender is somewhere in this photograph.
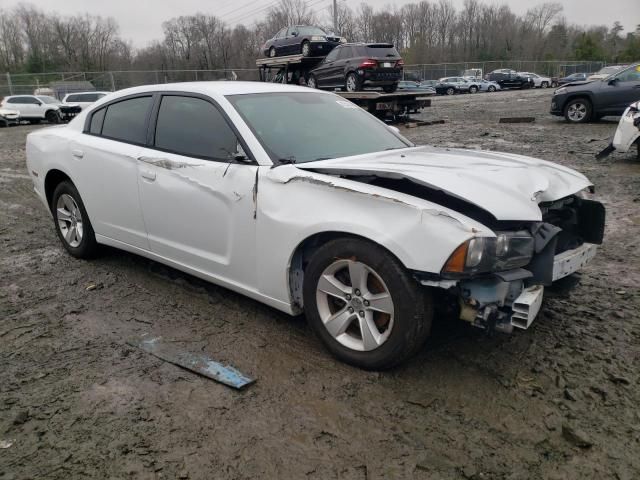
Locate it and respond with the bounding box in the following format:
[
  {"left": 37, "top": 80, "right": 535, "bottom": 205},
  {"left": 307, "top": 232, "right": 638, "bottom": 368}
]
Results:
[{"left": 255, "top": 165, "right": 491, "bottom": 308}]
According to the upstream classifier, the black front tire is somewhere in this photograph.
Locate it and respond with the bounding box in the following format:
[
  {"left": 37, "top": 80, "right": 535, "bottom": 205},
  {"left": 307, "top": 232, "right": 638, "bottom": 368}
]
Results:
[
  {"left": 269, "top": 47, "right": 277, "bottom": 58},
  {"left": 45, "top": 110, "right": 60, "bottom": 124},
  {"left": 52, "top": 181, "right": 99, "bottom": 259},
  {"left": 383, "top": 84, "right": 398, "bottom": 93},
  {"left": 564, "top": 98, "right": 592, "bottom": 123},
  {"left": 307, "top": 74, "right": 318, "bottom": 89},
  {"left": 303, "top": 237, "right": 432, "bottom": 370}
]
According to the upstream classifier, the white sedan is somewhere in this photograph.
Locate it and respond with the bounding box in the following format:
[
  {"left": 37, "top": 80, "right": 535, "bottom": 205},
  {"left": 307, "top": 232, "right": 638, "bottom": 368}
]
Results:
[
  {"left": 62, "top": 91, "right": 110, "bottom": 111},
  {"left": 26, "top": 82, "right": 605, "bottom": 369},
  {"left": 519, "top": 72, "right": 552, "bottom": 88}
]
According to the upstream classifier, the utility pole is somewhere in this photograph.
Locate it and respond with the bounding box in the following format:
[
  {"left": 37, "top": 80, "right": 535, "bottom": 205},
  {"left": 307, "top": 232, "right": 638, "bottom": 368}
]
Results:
[{"left": 333, "top": 0, "right": 338, "bottom": 34}]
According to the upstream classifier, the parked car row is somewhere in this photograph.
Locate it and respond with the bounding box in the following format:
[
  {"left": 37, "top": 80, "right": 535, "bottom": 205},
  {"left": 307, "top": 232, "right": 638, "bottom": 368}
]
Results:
[{"left": 0, "top": 92, "right": 109, "bottom": 125}]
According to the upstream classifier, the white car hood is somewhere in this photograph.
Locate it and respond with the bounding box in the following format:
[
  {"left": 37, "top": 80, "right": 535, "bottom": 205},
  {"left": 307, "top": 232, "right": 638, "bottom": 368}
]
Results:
[{"left": 294, "top": 146, "right": 592, "bottom": 221}]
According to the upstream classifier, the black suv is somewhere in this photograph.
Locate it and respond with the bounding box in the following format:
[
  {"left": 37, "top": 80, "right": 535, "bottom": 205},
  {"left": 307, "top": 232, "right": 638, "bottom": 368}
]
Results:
[
  {"left": 486, "top": 69, "right": 534, "bottom": 89},
  {"left": 262, "top": 25, "right": 343, "bottom": 58},
  {"left": 306, "top": 43, "right": 403, "bottom": 93},
  {"left": 551, "top": 63, "right": 640, "bottom": 123}
]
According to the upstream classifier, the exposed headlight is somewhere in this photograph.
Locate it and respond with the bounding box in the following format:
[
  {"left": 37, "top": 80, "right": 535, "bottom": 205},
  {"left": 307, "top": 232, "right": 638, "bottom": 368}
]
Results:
[
  {"left": 310, "top": 36, "right": 326, "bottom": 41},
  {"left": 442, "top": 231, "right": 534, "bottom": 277},
  {"left": 554, "top": 87, "right": 567, "bottom": 95}
]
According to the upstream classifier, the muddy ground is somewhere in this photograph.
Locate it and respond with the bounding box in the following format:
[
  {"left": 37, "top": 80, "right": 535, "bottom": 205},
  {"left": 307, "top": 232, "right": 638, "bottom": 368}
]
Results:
[{"left": 1, "top": 88, "right": 639, "bottom": 480}]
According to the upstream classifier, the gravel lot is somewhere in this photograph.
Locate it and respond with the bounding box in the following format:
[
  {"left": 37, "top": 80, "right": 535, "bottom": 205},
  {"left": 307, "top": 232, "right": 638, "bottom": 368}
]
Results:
[{"left": 1, "top": 88, "right": 639, "bottom": 480}]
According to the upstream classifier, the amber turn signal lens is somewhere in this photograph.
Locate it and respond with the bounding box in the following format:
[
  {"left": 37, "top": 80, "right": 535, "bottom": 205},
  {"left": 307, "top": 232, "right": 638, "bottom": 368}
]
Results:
[{"left": 443, "top": 241, "right": 469, "bottom": 273}]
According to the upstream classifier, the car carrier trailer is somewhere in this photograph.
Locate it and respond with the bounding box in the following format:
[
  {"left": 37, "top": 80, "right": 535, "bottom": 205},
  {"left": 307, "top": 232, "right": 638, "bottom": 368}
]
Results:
[{"left": 256, "top": 54, "right": 432, "bottom": 121}]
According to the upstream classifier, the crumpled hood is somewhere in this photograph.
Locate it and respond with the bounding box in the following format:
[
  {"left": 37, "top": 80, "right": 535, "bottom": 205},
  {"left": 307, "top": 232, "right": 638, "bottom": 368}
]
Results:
[{"left": 295, "top": 146, "right": 592, "bottom": 221}]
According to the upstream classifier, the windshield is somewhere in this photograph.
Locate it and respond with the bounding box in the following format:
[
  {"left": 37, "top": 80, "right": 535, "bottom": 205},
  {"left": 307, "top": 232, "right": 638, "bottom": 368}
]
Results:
[
  {"left": 227, "top": 92, "right": 411, "bottom": 163},
  {"left": 37, "top": 96, "right": 60, "bottom": 104},
  {"left": 596, "top": 66, "right": 623, "bottom": 76},
  {"left": 297, "top": 26, "right": 326, "bottom": 36}
]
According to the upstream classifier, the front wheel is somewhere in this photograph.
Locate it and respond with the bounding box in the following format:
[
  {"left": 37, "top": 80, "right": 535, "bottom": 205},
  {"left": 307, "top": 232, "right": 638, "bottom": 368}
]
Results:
[
  {"left": 488, "top": 85, "right": 496, "bottom": 92},
  {"left": 468, "top": 85, "right": 478, "bottom": 94},
  {"left": 45, "top": 110, "right": 60, "bottom": 124},
  {"left": 52, "top": 181, "right": 99, "bottom": 258},
  {"left": 541, "top": 81, "right": 549, "bottom": 88},
  {"left": 564, "top": 98, "right": 592, "bottom": 123},
  {"left": 446, "top": 87, "right": 455, "bottom": 95},
  {"left": 306, "top": 74, "right": 318, "bottom": 89},
  {"left": 382, "top": 83, "right": 398, "bottom": 93},
  {"left": 269, "top": 47, "right": 276, "bottom": 58},
  {"left": 303, "top": 238, "right": 432, "bottom": 370}
]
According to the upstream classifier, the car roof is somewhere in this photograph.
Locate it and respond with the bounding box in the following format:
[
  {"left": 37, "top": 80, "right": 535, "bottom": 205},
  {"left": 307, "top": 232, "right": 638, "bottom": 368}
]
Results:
[
  {"left": 65, "top": 91, "right": 110, "bottom": 95},
  {"left": 102, "top": 81, "right": 330, "bottom": 99}
]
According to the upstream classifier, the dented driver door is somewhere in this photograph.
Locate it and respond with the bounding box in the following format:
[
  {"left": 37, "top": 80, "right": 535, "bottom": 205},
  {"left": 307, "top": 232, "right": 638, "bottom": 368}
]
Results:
[{"left": 135, "top": 94, "right": 259, "bottom": 287}]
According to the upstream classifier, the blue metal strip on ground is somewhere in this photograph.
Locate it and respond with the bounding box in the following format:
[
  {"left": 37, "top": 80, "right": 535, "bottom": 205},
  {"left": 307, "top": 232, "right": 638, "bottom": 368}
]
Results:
[{"left": 128, "top": 336, "right": 255, "bottom": 389}]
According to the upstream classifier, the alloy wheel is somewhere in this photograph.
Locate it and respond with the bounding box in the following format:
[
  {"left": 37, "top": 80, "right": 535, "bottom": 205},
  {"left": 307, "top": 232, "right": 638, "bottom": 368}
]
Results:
[
  {"left": 302, "top": 42, "right": 310, "bottom": 57},
  {"left": 346, "top": 75, "right": 357, "bottom": 92},
  {"left": 315, "top": 259, "right": 395, "bottom": 352},
  {"left": 56, "top": 193, "right": 83, "bottom": 248},
  {"left": 567, "top": 102, "right": 587, "bottom": 122}
]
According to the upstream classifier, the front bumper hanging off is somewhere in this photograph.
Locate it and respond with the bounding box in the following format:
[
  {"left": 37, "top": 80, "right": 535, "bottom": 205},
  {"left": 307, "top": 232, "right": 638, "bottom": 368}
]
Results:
[{"left": 422, "top": 242, "right": 599, "bottom": 333}]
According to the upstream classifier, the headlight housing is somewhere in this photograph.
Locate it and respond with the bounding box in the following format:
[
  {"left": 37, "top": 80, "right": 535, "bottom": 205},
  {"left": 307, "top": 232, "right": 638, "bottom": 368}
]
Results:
[
  {"left": 554, "top": 87, "right": 567, "bottom": 95},
  {"left": 310, "top": 36, "right": 326, "bottom": 41},
  {"left": 442, "top": 231, "right": 534, "bottom": 277}
]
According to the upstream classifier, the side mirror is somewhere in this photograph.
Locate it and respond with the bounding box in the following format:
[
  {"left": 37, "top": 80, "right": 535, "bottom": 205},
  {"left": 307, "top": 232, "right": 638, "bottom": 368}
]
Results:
[{"left": 291, "top": 31, "right": 298, "bottom": 37}]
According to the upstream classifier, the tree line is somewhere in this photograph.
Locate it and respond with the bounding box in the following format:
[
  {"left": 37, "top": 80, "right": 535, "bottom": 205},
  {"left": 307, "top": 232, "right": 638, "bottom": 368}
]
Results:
[{"left": 0, "top": 0, "right": 638, "bottom": 74}]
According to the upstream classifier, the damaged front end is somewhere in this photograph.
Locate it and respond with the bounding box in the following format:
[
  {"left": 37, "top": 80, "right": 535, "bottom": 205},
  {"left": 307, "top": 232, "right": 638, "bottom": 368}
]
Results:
[{"left": 419, "top": 195, "right": 605, "bottom": 333}]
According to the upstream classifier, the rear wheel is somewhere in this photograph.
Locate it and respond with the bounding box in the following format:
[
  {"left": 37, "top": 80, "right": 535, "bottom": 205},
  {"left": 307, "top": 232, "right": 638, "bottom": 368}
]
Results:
[
  {"left": 468, "top": 85, "right": 478, "bottom": 94},
  {"left": 301, "top": 41, "right": 311, "bottom": 57},
  {"left": 541, "top": 81, "right": 549, "bottom": 88},
  {"left": 564, "top": 98, "right": 592, "bottom": 123},
  {"left": 488, "top": 85, "right": 496, "bottom": 92},
  {"left": 303, "top": 237, "right": 432, "bottom": 370},
  {"left": 345, "top": 72, "right": 362, "bottom": 92},
  {"left": 51, "top": 181, "right": 98, "bottom": 258},
  {"left": 446, "top": 87, "right": 455, "bottom": 95}
]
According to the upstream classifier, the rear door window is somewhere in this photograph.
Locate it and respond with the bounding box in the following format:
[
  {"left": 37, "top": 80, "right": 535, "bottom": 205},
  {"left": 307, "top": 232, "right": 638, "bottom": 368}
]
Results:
[
  {"left": 101, "top": 96, "right": 152, "bottom": 145},
  {"left": 153, "top": 95, "right": 238, "bottom": 160}
]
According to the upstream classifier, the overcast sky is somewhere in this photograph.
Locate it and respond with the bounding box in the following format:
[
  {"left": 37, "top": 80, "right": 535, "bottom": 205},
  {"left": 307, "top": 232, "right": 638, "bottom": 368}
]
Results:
[{"left": 4, "top": 0, "right": 639, "bottom": 47}]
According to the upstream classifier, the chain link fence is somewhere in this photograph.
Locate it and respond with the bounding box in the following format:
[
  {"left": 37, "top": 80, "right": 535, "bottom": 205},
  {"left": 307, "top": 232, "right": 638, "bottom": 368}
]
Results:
[
  {"left": 0, "top": 69, "right": 258, "bottom": 98},
  {"left": 402, "top": 60, "right": 606, "bottom": 81},
  {"left": 0, "top": 60, "right": 607, "bottom": 97}
]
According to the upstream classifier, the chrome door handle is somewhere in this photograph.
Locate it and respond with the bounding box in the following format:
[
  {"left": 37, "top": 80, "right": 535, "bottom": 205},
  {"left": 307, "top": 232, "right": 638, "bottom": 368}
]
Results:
[
  {"left": 140, "top": 170, "right": 156, "bottom": 181},
  {"left": 71, "top": 149, "right": 84, "bottom": 158}
]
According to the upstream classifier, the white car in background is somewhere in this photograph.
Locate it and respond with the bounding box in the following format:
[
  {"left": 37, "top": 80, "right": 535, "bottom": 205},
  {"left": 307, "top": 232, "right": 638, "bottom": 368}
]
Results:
[
  {"left": 25, "top": 82, "right": 605, "bottom": 369},
  {"left": 62, "top": 91, "right": 110, "bottom": 111},
  {"left": 518, "top": 72, "right": 552, "bottom": 88},
  {"left": 1, "top": 95, "right": 63, "bottom": 123}
]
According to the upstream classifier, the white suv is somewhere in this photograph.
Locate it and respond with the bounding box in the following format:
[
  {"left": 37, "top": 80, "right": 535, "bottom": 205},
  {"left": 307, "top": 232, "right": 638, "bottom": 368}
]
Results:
[
  {"left": 62, "top": 91, "right": 110, "bottom": 111},
  {"left": 1, "top": 95, "right": 62, "bottom": 124}
]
